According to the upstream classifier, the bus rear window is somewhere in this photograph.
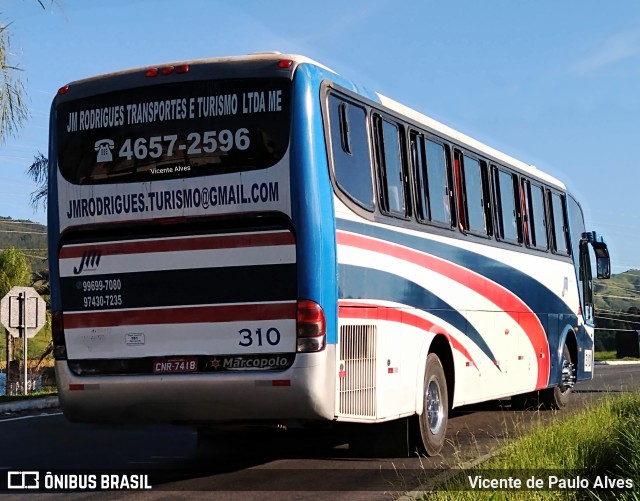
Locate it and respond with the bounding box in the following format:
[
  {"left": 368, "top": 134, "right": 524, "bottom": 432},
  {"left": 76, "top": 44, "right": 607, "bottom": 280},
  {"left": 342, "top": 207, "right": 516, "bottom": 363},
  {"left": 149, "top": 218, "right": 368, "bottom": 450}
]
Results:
[{"left": 56, "top": 78, "right": 291, "bottom": 184}]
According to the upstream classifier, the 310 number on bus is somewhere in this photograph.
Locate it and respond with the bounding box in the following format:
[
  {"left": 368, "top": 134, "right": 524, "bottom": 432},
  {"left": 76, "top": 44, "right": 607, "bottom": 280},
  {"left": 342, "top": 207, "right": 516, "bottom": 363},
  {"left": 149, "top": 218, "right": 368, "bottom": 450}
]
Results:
[{"left": 238, "top": 327, "right": 281, "bottom": 347}]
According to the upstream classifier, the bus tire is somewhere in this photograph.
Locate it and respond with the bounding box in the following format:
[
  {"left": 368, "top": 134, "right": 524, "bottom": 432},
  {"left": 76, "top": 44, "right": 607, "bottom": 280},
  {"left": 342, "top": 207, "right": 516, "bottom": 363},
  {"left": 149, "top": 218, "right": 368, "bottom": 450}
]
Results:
[
  {"left": 419, "top": 353, "right": 448, "bottom": 456},
  {"left": 540, "top": 344, "right": 574, "bottom": 410}
]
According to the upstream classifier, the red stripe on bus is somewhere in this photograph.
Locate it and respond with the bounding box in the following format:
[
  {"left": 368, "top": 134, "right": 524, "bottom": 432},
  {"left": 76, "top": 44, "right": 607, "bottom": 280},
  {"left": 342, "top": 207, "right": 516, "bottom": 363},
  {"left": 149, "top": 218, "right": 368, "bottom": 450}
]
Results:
[
  {"left": 337, "top": 231, "right": 550, "bottom": 389},
  {"left": 64, "top": 302, "right": 296, "bottom": 329},
  {"left": 339, "top": 301, "right": 477, "bottom": 369},
  {"left": 59, "top": 231, "right": 295, "bottom": 259}
]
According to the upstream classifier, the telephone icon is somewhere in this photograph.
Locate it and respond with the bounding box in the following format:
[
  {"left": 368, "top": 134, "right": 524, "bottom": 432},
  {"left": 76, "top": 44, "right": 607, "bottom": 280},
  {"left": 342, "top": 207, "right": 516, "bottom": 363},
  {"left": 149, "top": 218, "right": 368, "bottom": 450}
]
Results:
[{"left": 95, "top": 139, "right": 115, "bottom": 162}]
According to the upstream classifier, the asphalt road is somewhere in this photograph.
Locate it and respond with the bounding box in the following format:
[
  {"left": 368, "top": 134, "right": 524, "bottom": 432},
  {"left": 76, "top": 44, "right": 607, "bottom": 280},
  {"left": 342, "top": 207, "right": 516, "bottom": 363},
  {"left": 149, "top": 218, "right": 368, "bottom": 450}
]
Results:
[{"left": 0, "top": 363, "right": 638, "bottom": 500}]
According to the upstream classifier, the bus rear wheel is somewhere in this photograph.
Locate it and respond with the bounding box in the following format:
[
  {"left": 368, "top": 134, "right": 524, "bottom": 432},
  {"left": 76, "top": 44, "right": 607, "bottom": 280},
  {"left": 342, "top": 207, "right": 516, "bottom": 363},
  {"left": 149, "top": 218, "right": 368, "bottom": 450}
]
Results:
[
  {"left": 512, "top": 344, "right": 574, "bottom": 410},
  {"left": 419, "top": 353, "right": 448, "bottom": 456},
  {"left": 540, "top": 344, "right": 574, "bottom": 410}
]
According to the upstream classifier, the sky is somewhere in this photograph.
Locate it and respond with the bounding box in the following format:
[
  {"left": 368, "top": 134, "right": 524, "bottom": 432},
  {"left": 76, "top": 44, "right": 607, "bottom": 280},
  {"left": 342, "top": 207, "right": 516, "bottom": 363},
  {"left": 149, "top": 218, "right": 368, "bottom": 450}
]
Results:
[{"left": 1, "top": 0, "right": 639, "bottom": 273}]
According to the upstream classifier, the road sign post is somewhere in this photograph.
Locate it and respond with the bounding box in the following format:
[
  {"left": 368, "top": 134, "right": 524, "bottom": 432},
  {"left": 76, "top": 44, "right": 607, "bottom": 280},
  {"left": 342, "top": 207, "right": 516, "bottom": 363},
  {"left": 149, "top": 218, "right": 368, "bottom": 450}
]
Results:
[{"left": 0, "top": 286, "right": 47, "bottom": 395}]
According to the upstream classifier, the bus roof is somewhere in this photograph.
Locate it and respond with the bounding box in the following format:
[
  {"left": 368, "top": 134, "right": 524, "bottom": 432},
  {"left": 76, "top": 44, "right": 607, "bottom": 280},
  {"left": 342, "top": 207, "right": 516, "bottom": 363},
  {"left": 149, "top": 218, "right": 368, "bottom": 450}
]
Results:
[
  {"left": 284, "top": 53, "right": 565, "bottom": 189},
  {"left": 62, "top": 52, "right": 335, "bottom": 87},
  {"left": 375, "top": 94, "right": 565, "bottom": 189}
]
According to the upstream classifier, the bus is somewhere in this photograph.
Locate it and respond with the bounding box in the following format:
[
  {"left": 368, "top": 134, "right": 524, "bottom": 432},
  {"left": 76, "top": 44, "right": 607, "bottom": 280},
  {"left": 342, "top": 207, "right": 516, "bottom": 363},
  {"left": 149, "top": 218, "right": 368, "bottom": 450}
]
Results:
[{"left": 48, "top": 52, "right": 610, "bottom": 456}]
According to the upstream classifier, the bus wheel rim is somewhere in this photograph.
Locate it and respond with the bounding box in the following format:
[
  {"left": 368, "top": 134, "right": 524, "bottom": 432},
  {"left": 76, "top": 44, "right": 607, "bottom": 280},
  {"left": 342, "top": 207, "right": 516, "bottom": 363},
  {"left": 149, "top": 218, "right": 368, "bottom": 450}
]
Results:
[{"left": 426, "top": 377, "right": 444, "bottom": 434}]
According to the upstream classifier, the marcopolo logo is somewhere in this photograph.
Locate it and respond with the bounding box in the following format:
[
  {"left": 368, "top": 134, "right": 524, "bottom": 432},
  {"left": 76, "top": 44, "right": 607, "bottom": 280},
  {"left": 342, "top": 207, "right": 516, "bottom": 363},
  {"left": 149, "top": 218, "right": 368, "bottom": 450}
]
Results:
[
  {"left": 73, "top": 250, "right": 102, "bottom": 275},
  {"left": 209, "top": 355, "right": 291, "bottom": 371}
]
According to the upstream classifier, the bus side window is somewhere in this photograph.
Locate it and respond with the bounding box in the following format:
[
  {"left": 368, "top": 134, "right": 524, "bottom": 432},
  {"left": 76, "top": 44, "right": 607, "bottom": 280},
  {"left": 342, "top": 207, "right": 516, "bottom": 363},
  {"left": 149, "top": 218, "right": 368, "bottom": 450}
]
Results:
[
  {"left": 522, "top": 179, "right": 549, "bottom": 251},
  {"left": 374, "top": 115, "right": 408, "bottom": 217},
  {"left": 456, "top": 151, "right": 490, "bottom": 236},
  {"left": 493, "top": 167, "right": 522, "bottom": 243},
  {"left": 426, "top": 138, "right": 452, "bottom": 226},
  {"left": 410, "top": 133, "right": 428, "bottom": 222},
  {"left": 453, "top": 152, "right": 464, "bottom": 230},
  {"left": 550, "top": 191, "right": 570, "bottom": 255},
  {"left": 327, "top": 95, "right": 374, "bottom": 211},
  {"left": 411, "top": 133, "right": 453, "bottom": 228}
]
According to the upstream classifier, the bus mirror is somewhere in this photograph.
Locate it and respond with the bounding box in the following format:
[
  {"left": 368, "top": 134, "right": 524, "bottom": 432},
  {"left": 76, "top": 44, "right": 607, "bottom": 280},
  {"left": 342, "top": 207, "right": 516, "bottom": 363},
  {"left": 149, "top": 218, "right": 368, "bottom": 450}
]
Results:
[
  {"left": 596, "top": 256, "right": 611, "bottom": 280},
  {"left": 583, "top": 231, "right": 611, "bottom": 279}
]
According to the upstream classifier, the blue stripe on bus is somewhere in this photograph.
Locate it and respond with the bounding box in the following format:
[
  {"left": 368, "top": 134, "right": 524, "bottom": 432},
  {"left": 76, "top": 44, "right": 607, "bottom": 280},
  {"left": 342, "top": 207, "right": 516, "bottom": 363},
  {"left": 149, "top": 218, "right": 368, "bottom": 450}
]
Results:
[{"left": 339, "top": 264, "right": 499, "bottom": 368}]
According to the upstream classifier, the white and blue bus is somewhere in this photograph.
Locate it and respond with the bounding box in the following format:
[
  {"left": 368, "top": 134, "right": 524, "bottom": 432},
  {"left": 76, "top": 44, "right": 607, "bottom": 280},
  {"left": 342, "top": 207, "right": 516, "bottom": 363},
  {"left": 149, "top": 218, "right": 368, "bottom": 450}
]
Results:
[{"left": 48, "top": 53, "right": 610, "bottom": 455}]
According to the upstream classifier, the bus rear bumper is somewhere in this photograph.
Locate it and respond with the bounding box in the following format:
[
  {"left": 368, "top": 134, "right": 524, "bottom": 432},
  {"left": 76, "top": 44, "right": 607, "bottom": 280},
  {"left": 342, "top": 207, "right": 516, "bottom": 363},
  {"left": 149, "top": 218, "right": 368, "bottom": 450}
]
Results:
[{"left": 54, "top": 347, "right": 336, "bottom": 426}]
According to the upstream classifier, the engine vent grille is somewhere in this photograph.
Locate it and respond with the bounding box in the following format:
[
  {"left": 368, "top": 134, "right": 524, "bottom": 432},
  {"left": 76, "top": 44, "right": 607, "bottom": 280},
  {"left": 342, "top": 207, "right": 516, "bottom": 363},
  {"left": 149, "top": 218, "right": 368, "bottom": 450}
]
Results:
[{"left": 338, "top": 324, "right": 377, "bottom": 418}]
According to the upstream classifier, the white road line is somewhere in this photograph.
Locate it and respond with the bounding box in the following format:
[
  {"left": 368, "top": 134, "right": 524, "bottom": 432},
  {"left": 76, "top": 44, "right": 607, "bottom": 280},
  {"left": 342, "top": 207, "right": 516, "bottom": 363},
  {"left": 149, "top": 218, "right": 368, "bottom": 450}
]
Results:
[{"left": 0, "top": 412, "right": 63, "bottom": 423}]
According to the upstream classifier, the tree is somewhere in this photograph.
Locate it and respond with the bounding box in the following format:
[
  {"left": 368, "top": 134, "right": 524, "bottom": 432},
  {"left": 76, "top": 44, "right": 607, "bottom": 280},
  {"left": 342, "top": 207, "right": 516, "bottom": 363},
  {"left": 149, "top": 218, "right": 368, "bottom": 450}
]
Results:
[
  {"left": 0, "top": 247, "right": 32, "bottom": 298},
  {"left": 2, "top": 3, "right": 56, "bottom": 391},
  {"left": 0, "top": 23, "right": 28, "bottom": 143},
  {"left": 0, "top": 248, "right": 32, "bottom": 387},
  {"left": 27, "top": 152, "right": 48, "bottom": 210},
  {"left": 627, "top": 306, "right": 640, "bottom": 332},
  {"left": 4, "top": 2, "right": 57, "bottom": 209},
  {"left": 31, "top": 268, "right": 52, "bottom": 368},
  {"left": 31, "top": 268, "right": 50, "bottom": 303}
]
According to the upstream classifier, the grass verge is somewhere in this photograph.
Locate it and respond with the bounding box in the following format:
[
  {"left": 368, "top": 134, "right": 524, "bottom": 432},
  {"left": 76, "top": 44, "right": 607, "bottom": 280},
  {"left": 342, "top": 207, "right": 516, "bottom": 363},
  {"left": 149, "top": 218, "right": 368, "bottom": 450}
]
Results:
[
  {"left": 424, "top": 393, "right": 640, "bottom": 500},
  {"left": 0, "top": 388, "right": 57, "bottom": 402},
  {"left": 595, "top": 351, "right": 617, "bottom": 361},
  {"left": 595, "top": 351, "right": 640, "bottom": 362}
]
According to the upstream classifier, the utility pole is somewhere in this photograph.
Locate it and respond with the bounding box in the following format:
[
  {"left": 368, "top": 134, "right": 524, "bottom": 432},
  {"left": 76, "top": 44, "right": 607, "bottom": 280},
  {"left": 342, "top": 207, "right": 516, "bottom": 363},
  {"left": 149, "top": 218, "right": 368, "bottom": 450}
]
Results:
[
  {"left": 4, "top": 328, "right": 12, "bottom": 396},
  {"left": 19, "top": 292, "right": 27, "bottom": 395}
]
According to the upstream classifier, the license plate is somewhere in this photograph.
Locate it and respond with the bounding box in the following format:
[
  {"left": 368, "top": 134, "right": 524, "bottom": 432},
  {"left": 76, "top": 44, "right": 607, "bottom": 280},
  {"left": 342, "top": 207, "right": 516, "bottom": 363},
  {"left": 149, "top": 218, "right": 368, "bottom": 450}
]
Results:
[{"left": 153, "top": 356, "right": 198, "bottom": 374}]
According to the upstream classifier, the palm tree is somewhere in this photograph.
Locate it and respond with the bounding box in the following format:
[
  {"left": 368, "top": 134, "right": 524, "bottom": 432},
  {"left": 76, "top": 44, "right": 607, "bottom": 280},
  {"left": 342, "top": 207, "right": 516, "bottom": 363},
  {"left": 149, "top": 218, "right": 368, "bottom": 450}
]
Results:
[
  {"left": 0, "top": 23, "right": 28, "bottom": 143},
  {"left": 31, "top": 268, "right": 50, "bottom": 303},
  {"left": 2, "top": 2, "right": 57, "bottom": 389},
  {"left": 27, "top": 152, "right": 48, "bottom": 210},
  {"left": 4, "top": 3, "right": 57, "bottom": 210},
  {"left": 31, "top": 268, "right": 52, "bottom": 369}
]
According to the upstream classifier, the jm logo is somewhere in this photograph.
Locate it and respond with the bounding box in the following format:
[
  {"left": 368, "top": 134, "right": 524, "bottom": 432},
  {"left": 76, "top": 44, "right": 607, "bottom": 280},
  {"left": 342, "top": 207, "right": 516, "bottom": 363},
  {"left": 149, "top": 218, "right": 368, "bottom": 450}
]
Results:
[{"left": 73, "top": 250, "right": 102, "bottom": 275}]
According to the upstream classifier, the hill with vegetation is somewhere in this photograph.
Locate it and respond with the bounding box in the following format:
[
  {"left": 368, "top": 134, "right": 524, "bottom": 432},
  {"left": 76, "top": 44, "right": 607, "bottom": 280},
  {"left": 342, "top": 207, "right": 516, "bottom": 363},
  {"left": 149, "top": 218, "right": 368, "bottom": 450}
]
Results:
[
  {"left": 0, "top": 216, "right": 47, "bottom": 273},
  {"left": 594, "top": 270, "right": 640, "bottom": 352}
]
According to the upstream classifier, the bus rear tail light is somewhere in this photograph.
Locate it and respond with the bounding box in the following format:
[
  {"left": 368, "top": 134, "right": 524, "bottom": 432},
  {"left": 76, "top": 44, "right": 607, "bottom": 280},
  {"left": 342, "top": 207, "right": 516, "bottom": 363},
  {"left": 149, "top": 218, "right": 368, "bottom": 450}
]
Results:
[
  {"left": 278, "top": 59, "right": 294, "bottom": 69},
  {"left": 296, "top": 300, "right": 326, "bottom": 353},
  {"left": 51, "top": 310, "right": 68, "bottom": 360},
  {"left": 146, "top": 64, "right": 189, "bottom": 77}
]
